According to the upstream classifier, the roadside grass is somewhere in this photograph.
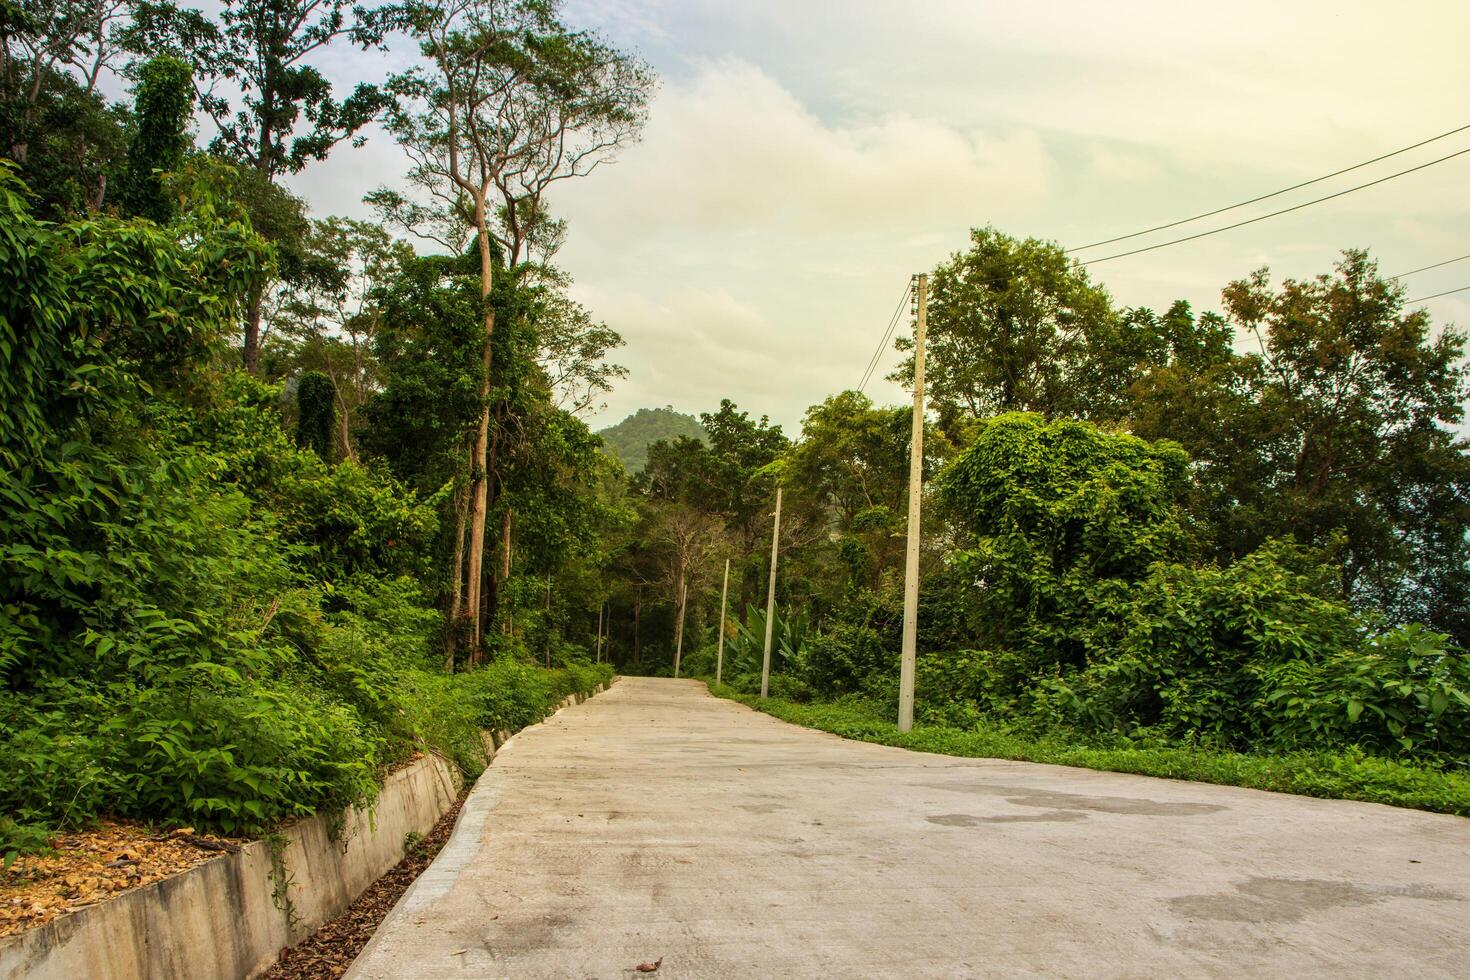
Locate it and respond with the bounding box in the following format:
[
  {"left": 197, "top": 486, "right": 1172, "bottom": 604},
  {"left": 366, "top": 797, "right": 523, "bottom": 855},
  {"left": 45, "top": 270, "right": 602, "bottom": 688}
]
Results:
[{"left": 708, "top": 685, "right": 1470, "bottom": 818}]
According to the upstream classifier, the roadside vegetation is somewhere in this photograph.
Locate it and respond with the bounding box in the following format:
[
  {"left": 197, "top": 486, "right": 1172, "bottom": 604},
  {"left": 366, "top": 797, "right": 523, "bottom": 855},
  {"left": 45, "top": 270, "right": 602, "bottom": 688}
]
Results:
[
  {"left": 5, "top": 0, "right": 1469, "bottom": 866},
  {"left": 0, "top": 0, "right": 636, "bottom": 857},
  {"left": 650, "top": 240, "right": 1470, "bottom": 811}
]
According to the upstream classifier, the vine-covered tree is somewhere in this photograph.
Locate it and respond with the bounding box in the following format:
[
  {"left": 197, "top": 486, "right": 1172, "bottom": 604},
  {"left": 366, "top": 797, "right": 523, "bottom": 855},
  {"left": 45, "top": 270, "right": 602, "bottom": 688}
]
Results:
[
  {"left": 118, "top": 54, "right": 192, "bottom": 222},
  {"left": 295, "top": 370, "right": 337, "bottom": 459}
]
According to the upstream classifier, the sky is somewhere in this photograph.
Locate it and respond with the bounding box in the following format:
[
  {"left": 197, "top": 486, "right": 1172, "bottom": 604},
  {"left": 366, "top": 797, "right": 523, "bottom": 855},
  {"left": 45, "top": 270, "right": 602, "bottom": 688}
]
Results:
[{"left": 284, "top": 0, "right": 1470, "bottom": 434}]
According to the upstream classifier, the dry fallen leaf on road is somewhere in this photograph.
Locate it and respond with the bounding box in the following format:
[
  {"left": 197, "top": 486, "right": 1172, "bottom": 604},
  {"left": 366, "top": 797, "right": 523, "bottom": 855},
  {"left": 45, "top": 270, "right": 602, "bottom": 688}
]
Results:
[{"left": 635, "top": 956, "right": 663, "bottom": 972}]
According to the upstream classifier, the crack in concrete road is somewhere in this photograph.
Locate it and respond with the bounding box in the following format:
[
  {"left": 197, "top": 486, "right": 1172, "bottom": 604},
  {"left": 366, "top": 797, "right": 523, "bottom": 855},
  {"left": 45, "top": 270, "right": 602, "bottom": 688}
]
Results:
[{"left": 347, "top": 677, "right": 1470, "bottom": 979}]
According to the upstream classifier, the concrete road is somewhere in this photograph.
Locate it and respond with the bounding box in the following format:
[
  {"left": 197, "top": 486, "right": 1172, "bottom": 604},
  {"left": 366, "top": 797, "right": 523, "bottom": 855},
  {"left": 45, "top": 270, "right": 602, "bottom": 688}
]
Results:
[{"left": 347, "top": 677, "right": 1470, "bottom": 979}]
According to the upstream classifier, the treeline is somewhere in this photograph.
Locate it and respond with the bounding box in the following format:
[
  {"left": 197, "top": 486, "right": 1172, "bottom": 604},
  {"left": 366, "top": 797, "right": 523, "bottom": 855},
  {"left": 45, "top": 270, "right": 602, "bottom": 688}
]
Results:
[
  {"left": 0, "top": 0, "right": 642, "bottom": 853},
  {"left": 614, "top": 230, "right": 1470, "bottom": 772}
]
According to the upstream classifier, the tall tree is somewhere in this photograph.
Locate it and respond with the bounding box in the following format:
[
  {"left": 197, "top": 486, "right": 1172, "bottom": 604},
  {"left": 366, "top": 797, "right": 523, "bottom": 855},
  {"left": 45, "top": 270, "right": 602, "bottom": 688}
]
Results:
[
  {"left": 131, "top": 0, "right": 401, "bottom": 370},
  {"left": 1131, "top": 251, "right": 1470, "bottom": 642},
  {"left": 894, "top": 227, "right": 1137, "bottom": 427},
  {"left": 0, "top": 0, "right": 132, "bottom": 214},
  {"left": 277, "top": 217, "right": 414, "bottom": 459},
  {"left": 374, "top": 0, "right": 652, "bottom": 652}
]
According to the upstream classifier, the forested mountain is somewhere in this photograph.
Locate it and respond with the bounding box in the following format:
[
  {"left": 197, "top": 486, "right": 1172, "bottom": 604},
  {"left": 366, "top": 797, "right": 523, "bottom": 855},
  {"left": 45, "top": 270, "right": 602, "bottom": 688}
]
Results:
[{"left": 598, "top": 407, "right": 708, "bottom": 473}]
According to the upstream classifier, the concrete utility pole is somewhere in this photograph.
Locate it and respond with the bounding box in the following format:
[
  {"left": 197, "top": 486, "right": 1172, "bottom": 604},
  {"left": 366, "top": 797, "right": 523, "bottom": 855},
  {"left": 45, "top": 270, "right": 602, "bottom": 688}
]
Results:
[
  {"left": 674, "top": 576, "right": 688, "bottom": 678},
  {"left": 760, "top": 487, "right": 783, "bottom": 699},
  {"left": 716, "top": 558, "right": 730, "bottom": 687},
  {"left": 898, "top": 274, "right": 927, "bottom": 732}
]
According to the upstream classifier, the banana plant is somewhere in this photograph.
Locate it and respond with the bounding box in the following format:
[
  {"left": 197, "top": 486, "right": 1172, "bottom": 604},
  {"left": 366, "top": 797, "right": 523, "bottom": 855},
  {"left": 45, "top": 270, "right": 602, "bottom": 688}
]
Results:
[{"left": 724, "top": 603, "right": 808, "bottom": 674}]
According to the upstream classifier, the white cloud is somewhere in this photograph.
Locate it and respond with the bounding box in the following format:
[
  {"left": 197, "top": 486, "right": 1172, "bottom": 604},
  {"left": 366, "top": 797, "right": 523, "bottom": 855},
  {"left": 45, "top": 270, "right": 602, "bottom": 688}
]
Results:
[
  {"left": 1087, "top": 144, "right": 1162, "bottom": 185},
  {"left": 558, "top": 59, "right": 1056, "bottom": 239},
  {"left": 272, "top": 1, "right": 1470, "bottom": 432}
]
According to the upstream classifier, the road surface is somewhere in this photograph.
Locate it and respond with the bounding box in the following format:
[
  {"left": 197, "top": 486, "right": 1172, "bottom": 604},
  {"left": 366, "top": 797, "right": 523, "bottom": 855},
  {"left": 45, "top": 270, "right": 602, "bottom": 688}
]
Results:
[{"left": 347, "top": 677, "right": 1470, "bottom": 978}]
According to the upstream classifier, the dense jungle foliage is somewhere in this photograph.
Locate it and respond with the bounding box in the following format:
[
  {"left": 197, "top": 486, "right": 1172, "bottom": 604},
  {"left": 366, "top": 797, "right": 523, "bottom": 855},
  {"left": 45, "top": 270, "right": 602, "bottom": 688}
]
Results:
[{"left": 4, "top": 0, "right": 1469, "bottom": 860}]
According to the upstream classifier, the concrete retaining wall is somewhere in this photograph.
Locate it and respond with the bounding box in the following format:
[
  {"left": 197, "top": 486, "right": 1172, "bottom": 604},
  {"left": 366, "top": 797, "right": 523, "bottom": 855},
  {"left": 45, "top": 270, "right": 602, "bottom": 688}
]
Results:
[{"left": 0, "top": 679, "right": 611, "bottom": 980}]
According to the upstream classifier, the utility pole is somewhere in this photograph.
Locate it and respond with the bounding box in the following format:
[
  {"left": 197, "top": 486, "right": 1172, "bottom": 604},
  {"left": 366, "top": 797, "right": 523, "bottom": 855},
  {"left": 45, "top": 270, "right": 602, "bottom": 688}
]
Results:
[
  {"left": 716, "top": 557, "right": 730, "bottom": 687},
  {"left": 898, "top": 273, "right": 927, "bottom": 732},
  {"left": 674, "top": 576, "right": 688, "bottom": 678},
  {"left": 595, "top": 602, "right": 603, "bottom": 663},
  {"left": 760, "top": 487, "right": 783, "bottom": 699}
]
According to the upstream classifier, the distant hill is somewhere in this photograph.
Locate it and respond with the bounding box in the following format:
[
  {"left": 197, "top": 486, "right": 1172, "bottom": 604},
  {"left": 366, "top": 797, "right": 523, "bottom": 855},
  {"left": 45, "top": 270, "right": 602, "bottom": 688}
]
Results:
[{"left": 598, "top": 407, "right": 708, "bottom": 474}]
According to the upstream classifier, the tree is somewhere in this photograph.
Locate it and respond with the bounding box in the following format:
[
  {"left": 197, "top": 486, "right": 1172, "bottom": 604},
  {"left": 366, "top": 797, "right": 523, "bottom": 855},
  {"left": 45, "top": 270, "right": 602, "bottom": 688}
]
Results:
[
  {"left": 0, "top": 0, "right": 131, "bottom": 215},
  {"left": 894, "top": 227, "right": 1136, "bottom": 426},
  {"left": 118, "top": 54, "right": 192, "bottom": 222},
  {"left": 646, "top": 500, "right": 723, "bottom": 670},
  {"left": 938, "top": 413, "right": 1189, "bottom": 681},
  {"left": 131, "top": 0, "right": 402, "bottom": 370},
  {"left": 533, "top": 269, "right": 626, "bottom": 416},
  {"left": 375, "top": 0, "right": 653, "bottom": 651},
  {"left": 295, "top": 370, "right": 336, "bottom": 458},
  {"left": 276, "top": 217, "right": 414, "bottom": 459},
  {"left": 1131, "top": 251, "right": 1470, "bottom": 643}
]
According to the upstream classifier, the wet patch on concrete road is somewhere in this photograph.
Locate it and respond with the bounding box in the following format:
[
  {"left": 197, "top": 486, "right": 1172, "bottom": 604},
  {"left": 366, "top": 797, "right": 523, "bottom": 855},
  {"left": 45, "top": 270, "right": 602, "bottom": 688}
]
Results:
[
  {"left": 924, "top": 782, "right": 1225, "bottom": 816},
  {"left": 927, "top": 811, "right": 1088, "bottom": 826},
  {"left": 1169, "top": 876, "right": 1462, "bottom": 923}
]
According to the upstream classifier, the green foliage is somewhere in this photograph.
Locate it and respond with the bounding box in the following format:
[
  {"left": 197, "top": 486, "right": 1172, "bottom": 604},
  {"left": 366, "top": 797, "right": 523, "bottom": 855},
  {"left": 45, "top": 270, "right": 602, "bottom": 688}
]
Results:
[
  {"left": 295, "top": 370, "right": 337, "bottom": 458},
  {"left": 719, "top": 604, "right": 808, "bottom": 676},
  {"left": 0, "top": 170, "right": 617, "bottom": 853},
  {"left": 129, "top": 0, "right": 397, "bottom": 179},
  {"left": 892, "top": 227, "right": 1132, "bottom": 424},
  {"left": 938, "top": 413, "right": 1188, "bottom": 680},
  {"left": 598, "top": 407, "right": 708, "bottom": 474},
  {"left": 788, "top": 413, "right": 1470, "bottom": 772},
  {"left": 119, "top": 55, "right": 194, "bottom": 222},
  {"left": 1130, "top": 252, "right": 1470, "bottom": 644}
]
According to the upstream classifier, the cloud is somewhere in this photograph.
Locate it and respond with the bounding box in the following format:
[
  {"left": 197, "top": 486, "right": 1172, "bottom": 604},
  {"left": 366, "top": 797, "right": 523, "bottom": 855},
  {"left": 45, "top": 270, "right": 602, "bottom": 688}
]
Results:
[
  {"left": 574, "top": 282, "right": 815, "bottom": 426},
  {"left": 558, "top": 59, "right": 1056, "bottom": 239},
  {"left": 1087, "top": 143, "right": 1162, "bottom": 184}
]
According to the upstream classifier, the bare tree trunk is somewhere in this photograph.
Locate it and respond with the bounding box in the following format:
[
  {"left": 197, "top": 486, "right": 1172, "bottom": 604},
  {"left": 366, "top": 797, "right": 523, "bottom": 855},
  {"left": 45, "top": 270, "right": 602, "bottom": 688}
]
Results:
[
  {"left": 243, "top": 286, "right": 264, "bottom": 373},
  {"left": 337, "top": 402, "right": 356, "bottom": 462},
  {"left": 445, "top": 472, "right": 470, "bottom": 671},
  {"left": 496, "top": 505, "right": 514, "bottom": 637},
  {"left": 463, "top": 213, "right": 497, "bottom": 655},
  {"left": 634, "top": 590, "right": 641, "bottom": 666},
  {"left": 672, "top": 564, "right": 686, "bottom": 677}
]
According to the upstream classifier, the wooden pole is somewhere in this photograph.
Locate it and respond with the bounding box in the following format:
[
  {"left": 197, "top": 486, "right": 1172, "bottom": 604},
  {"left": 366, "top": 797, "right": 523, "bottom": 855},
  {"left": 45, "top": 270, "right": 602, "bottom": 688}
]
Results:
[
  {"left": 898, "top": 274, "right": 927, "bottom": 732},
  {"left": 716, "top": 557, "right": 730, "bottom": 687},
  {"left": 760, "top": 487, "right": 783, "bottom": 699}
]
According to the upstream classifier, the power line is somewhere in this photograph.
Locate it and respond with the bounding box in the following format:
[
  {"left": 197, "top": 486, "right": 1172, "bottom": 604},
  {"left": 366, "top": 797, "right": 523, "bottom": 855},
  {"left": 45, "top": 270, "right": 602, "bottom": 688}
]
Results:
[
  {"left": 859, "top": 284, "right": 909, "bottom": 392},
  {"left": 1405, "top": 284, "right": 1470, "bottom": 303},
  {"left": 858, "top": 279, "right": 913, "bottom": 393},
  {"left": 1079, "top": 145, "right": 1470, "bottom": 267},
  {"left": 1390, "top": 253, "right": 1470, "bottom": 279},
  {"left": 1067, "top": 123, "right": 1470, "bottom": 253},
  {"left": 862, "top": 136, "right": 1468, "bottom": 382}
]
